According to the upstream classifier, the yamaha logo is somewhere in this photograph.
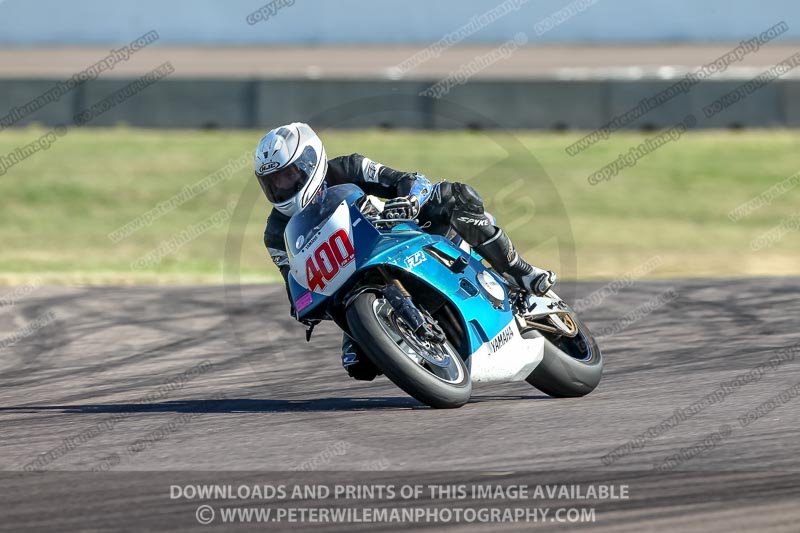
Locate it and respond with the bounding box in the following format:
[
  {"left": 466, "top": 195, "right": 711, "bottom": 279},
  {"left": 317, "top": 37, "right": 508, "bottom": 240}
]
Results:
[
  {"left": 295, "top": 235, "right": 305, "bottom": 249},
  {"left": 489, "top": 325, "right": 515, "bottom": 353}
]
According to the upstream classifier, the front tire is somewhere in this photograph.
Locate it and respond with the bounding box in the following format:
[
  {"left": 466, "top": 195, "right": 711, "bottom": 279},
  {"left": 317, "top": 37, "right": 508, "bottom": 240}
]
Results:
[
  {"left": 524, "top": 313, "right": 603, "bottom": 397},
  {"left": 346, "top": 292, "right": 472, "bottom": 408}
]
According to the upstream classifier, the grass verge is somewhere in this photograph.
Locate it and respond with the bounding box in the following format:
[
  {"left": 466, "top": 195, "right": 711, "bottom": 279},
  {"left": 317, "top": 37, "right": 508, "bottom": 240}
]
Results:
[{"left": 0, "top": 127, "right": 798, "bottom": 285}]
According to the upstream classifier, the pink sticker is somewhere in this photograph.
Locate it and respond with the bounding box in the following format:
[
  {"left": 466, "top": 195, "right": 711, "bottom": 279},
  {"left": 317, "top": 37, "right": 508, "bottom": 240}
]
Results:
[{"left": 296, "top": 291, "right": 314, "bottom": 311}]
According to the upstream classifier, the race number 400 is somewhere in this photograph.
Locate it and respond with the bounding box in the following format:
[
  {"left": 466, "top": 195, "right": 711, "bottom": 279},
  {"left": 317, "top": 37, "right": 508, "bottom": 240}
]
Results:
[{"left": 306, "top": 229, "right": 355, "bottom": 292}]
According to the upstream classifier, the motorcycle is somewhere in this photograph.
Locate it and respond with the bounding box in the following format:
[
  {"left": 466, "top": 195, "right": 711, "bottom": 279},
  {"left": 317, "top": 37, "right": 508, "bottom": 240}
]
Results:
[{"left": 284, "top": 183, "right": 602, "bottom": 408}]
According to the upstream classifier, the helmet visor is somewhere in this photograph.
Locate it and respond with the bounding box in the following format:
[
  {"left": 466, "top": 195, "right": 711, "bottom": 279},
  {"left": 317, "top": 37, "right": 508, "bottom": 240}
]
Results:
[{"left": 256, "top": 145, "right": 319, "bottom": 204}]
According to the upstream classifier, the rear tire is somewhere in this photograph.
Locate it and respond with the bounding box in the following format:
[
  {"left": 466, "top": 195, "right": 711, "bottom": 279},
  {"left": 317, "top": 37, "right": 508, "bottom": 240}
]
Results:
[
  {"left": 524, "top": 313, "right": 603, "bottom": 397},
  {"left": 346, "top": 292, "right": 472, "bottom": 408}
]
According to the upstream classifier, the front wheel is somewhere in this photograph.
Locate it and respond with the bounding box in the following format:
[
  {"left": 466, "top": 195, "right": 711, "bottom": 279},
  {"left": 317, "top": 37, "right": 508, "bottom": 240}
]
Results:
[{"left": 346, "top": 292, "right": 472, "bottom": 408}]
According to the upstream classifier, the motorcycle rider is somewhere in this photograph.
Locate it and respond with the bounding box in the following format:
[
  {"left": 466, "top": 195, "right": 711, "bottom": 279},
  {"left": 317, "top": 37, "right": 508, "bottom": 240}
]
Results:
[{"left": 257, "top": 122, "right": 556, "bottom": 380}]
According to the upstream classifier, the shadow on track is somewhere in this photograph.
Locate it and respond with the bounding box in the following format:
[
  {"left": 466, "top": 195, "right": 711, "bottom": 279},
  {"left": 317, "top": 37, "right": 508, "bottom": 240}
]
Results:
[{"left": 0, "top": 394, "right": 549, "bottom": 414}]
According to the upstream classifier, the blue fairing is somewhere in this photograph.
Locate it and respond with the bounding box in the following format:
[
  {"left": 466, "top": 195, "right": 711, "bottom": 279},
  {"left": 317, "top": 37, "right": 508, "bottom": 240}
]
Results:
[{"left": 286, "top": 184, "right": 514, "bottom": 358}]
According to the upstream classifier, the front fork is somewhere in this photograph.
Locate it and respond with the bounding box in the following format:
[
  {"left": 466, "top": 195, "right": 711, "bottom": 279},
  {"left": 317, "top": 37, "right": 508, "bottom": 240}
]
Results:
[{"left": 377, "top": 266, "right": 446, "bottom": 344}]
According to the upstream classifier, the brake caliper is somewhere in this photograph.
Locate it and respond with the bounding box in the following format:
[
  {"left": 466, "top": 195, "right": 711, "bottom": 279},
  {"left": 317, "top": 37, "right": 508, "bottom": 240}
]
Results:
[{"left": 382, "top": 283, "right": 445, "bottom": 344}]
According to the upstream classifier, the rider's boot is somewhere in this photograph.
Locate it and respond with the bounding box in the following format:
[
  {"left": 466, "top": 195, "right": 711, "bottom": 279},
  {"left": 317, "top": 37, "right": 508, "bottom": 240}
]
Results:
[
  {"left": 474, "top": 228, "right": 557, "bottom": 296},
  {"left": 341, "top": 334, "right": 381, "bottom": 381}
]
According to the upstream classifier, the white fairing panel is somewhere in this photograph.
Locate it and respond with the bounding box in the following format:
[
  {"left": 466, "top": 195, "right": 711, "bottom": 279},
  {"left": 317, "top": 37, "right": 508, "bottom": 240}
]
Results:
[
  {"left": 288, "top": 201, "right": 357, "bottom": 297},
  {"left": 469, "top": 319, "right": 544, "bottom": 383}
]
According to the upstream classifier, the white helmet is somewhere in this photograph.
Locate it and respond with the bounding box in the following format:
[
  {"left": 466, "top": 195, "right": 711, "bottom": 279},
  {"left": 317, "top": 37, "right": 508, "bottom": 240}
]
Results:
[{"left": 254, "top": 122, "right": 327, "bottom": 216}]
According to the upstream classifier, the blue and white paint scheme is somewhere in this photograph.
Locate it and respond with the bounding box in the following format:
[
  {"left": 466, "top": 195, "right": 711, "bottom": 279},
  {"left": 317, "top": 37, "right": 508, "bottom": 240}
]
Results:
[{"left": 284, "top": 183, "right": 543, "bottom": 383}]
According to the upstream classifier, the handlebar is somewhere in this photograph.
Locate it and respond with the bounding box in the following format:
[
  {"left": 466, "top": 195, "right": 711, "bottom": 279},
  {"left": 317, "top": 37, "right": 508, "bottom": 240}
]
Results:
[
  {"left": 369, "top": 217, "right": 419, "bottom": 226},
  {"left": 358, "top": 198, "right": 418, "bottom": 228}
]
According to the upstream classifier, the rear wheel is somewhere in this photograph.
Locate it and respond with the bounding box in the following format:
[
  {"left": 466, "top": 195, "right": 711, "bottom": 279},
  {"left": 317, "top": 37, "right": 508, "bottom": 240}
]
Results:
[
  {"left": 524, "top": 313, "right": 603, "bottom": 397},
  {"left": 346, "top": 292, "right": 471, "bottom": 408}
]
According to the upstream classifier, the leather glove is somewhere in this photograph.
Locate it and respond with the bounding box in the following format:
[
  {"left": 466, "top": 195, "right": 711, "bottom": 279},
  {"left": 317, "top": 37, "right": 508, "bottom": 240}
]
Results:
[
  {"left": 383, "top": 195, "right": 420, "bottom": 220},
  {"left": 531, "top": 270, "right": 557, "bottom": 296}
]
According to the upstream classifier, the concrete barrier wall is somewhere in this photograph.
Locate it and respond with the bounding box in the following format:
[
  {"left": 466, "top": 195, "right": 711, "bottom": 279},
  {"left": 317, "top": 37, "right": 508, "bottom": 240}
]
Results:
[{"left": 1, "top": 77, "right": 798, "bottom": 131}]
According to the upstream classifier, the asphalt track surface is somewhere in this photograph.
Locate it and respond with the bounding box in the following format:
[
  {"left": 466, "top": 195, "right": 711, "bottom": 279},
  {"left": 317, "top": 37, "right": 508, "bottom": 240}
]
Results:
[{"left": 1, "top": 279, "right": 799, "bottom": 531}]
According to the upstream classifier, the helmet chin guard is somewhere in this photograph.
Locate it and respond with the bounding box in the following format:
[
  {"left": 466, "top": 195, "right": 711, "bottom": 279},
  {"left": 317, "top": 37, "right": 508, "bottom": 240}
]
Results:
[{"left": 255, "top": 123, "right": 327, "bottom": 216}]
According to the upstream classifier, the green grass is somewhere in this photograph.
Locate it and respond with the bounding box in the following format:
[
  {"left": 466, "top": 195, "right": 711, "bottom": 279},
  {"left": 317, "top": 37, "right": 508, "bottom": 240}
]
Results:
[{"left": 0, "top": 126, "right": 798, "bottom": 285}]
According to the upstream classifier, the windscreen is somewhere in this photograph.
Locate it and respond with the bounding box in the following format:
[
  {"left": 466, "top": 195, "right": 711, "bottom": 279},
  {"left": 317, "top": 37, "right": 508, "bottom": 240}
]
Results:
[{"left": 284, "top": 184, "right": 364, "bottom": 257}]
